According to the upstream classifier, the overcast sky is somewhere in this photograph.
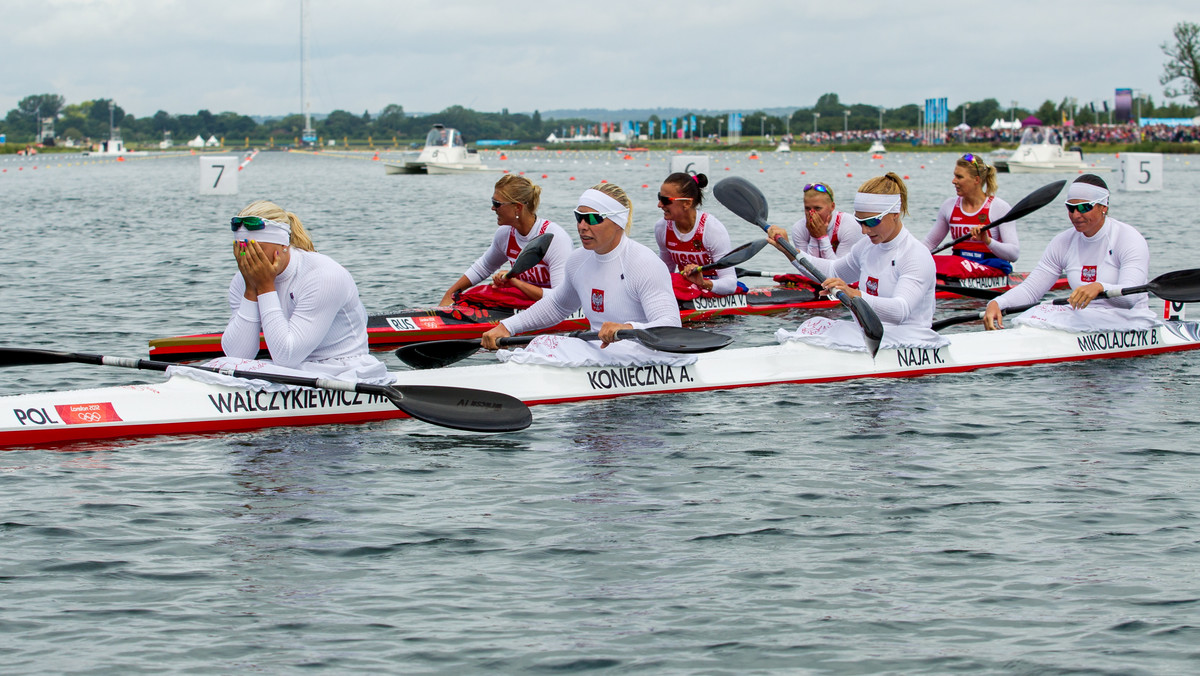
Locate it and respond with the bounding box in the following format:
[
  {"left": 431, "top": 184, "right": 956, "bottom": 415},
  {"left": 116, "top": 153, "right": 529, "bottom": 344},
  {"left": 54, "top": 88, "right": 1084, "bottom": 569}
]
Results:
[{"left": 3, "top": 0, "right": 1196, "bottom": 118}]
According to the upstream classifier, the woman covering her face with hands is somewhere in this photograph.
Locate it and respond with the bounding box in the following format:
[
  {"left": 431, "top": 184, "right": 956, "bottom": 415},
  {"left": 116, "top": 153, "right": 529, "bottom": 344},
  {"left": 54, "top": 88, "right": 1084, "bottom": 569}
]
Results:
[{"left": 219, "top": 200, "right": 387, "bottom": 383}]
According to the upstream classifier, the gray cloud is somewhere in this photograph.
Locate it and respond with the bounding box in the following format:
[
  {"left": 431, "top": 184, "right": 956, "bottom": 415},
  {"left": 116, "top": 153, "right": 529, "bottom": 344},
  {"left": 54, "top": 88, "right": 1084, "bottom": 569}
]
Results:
[{"left": 1, "top": 0, "right": 1193, "bottom": 117}]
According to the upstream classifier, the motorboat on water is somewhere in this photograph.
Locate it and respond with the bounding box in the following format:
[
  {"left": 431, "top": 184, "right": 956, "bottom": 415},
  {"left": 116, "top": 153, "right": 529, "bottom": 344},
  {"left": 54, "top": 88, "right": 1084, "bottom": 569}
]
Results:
[
  {"left": 868, "top": 140, "right": 886, "bottom": 154},
  {"left": 384, "top": 124, "right": 492, "bottom": 174},
  {"left": 993, "top": 126, "right": 1109, "bottom": 173},
  {"left": 774, "top": 141, "right": 791, "bottom": 153}
]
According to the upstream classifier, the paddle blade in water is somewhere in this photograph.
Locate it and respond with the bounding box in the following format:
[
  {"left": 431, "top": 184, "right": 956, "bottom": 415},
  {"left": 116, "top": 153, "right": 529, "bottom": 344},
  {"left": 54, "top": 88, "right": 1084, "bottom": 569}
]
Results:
[
  {"left": 390, "top": 385, "right": 532, "bottom": 432},
  {"left": 396, "top": 340, "right": 484, "bottom": 369},
  {"left": 713, "top": 176, "right": 769, "bottom": 226},
  {"left": 507, "top": 232, "right": 554, "bottom": 279}
]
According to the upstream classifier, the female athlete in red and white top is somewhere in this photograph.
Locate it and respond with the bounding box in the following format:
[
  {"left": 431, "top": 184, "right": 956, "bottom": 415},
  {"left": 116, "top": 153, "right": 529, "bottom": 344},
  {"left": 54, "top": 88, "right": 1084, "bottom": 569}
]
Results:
[
  {"left": 653, "top": 172, "right": 740, "bottom": 295},
  {"left": 922, "top": 153, "right": 1018, "bottom": 274},
  {"left": 438, "top": 174, "right": 572, "bottom": 307}
]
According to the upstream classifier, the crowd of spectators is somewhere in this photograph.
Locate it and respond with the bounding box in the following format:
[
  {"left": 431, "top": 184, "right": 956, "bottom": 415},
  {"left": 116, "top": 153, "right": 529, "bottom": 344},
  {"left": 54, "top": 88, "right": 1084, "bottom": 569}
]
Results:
[{"left": 778, "top": 122, "right": 1197, "bottom": 146}]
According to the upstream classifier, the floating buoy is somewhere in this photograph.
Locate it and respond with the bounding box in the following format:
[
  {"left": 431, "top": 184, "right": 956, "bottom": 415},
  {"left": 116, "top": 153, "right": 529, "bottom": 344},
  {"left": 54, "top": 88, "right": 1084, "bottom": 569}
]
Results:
[
  {"left": 600, "top": 179, "right": 608, "bottom": 183},
  {"left": 502, "top": 169, "right": 510, "bottom": 174},
  {"left": 371, "top": 153, "right": 379, "bottom": 161},
  {"left": 569, "top": 176, "right": 576, "bottom": 181},
  {"left": 541, "top": 174, "right": 547, "bottom": 178},
  {"left": 117, "top": 156, "right": 125, "bottom": 162},
  {"left": 623, "top": 154, "right": 632, "bottom": 160},
  {"left": 759, "top": 169, "right": 764, "bottom": 173},
  {"left": 920, "top": 165, "right": 925, "bottom": 169},
  {"left": 642, "top": 184, "right": 649, "bottom": 188},
  {"left": 499, "top": 154, "right": 507, "bottom": 160},
  {"left": 903, "top": 175, "right": 910, "bottom": 179},
  {"left": 846, "top": 173, "right": 852, "bottom": 178}
]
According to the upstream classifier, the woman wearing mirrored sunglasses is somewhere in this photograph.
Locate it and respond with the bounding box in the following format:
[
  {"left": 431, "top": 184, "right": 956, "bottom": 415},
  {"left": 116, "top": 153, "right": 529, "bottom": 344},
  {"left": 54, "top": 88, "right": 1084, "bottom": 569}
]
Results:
[
  {"left": 438, "top": 174, "right": 573, "bottom": 308},
  {"left": 217, "top": 200, "right": 387, "bottom": 383},
  {"left": 653, "top": 172, "right": 742, "bottom": 296},
  {"left": 922, "top": 153, "right": 1019, "bottom": 275},
  {"left": 479, "top": 183, "right": 685, "bottom": 366},
  {"left": 774, "top": 173, "right": 945, "bottom": 351},
  {"left": 984, "top": 174, "right": 1152, "bottom": 331},
  {"left": 765, "top": 182, "right": 863, "bottom": 260}
]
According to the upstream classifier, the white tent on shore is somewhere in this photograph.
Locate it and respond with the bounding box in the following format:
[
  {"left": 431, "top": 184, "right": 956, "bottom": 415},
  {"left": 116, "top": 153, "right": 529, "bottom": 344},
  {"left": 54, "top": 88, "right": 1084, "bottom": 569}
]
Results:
[{"left": 186, "top": 135, "right": 205, "bottom": 148}]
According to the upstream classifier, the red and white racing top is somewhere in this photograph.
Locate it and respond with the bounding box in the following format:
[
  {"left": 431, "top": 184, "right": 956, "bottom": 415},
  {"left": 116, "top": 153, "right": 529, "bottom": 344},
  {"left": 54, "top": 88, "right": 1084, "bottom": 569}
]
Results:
[
  {"left": 463, "top": 219, "right": 573, "bottom": 289},
  {"left": 654, "top": 212, "right": 737, "bottom": 295},
  {"left": 923, "top": 196, "right": 1019, "bottom": 261}
]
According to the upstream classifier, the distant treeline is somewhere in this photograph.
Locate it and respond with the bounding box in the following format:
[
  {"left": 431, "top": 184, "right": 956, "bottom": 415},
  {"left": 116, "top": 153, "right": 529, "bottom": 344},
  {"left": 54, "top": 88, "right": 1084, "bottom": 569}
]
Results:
[{"left": 3, "top": 92, "right": 1196, "bottom": 147}]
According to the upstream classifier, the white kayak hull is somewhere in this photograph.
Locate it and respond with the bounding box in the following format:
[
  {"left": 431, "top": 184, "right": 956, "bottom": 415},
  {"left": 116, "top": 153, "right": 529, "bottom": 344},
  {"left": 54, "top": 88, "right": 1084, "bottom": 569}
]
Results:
[{"left": 4, "top": 323, "right": 1198, "bottom": 447}]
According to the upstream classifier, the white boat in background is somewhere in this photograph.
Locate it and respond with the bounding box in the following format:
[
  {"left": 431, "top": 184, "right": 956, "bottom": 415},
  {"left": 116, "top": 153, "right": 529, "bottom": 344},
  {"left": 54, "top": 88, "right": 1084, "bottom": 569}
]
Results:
[
  {"left": 5, "top": 321, "right": 1199, "bottom": 447},
  {"left": 994, "top": 126, "right": 1109, "bottom": 173},
  {"left": 868, "top": 140, "right": 886, "bottom": 154},
  {"left": 384, "top": 124, "right": 492, "bottom": 174},
  {"left": 774, "top": 141, "right": 791, "bottom": 153}
]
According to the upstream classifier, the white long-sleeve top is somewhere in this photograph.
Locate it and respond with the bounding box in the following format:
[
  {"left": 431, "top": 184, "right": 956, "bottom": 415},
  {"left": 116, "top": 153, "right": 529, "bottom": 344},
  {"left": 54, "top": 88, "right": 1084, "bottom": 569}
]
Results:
[
  {"left": 789, "top": 211, "right": 864, "bottom": 259},
  {"left": 802, "top": 226, "right": 936, "bottom": 328},
  {"left": 654, "top": 212, "right": 738, "bottom": 295},
  {"left": 994, "top": 217, "right": 1150, "bottom": 311},
  {"left": 501, "top": 235, "right": 682, "bottom": 334},
  {"left": 923, "top": 196, "right": 1019, "bottom": 261},
  {"left": 463, "top": 219, "right": 573, "bottom": 288},
  {"left": 222, "top": 248, "right": 371, "bottom": 368}
]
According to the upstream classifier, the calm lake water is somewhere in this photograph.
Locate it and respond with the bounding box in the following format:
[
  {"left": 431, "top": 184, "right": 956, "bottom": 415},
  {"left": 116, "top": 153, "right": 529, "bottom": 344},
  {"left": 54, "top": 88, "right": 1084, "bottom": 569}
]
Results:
[{"left": 1, "top": 147, "right": 1199, "bottom": 674}]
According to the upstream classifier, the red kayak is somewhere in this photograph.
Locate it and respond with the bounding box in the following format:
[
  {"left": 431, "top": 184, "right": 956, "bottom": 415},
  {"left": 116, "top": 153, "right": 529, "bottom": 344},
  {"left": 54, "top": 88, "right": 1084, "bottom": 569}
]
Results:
[{"left": 146, "top": 271, "right": 1063, "bottom": 363}]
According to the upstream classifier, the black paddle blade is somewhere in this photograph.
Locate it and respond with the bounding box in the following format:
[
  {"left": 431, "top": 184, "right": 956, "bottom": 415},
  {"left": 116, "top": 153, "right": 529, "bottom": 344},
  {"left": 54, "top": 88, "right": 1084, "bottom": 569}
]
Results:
[
  {"left": 626, "top": 327, "right": 734, "bottom": 353},
  {"left": 847, "top": 296, "right": 885, "bottom": 357},
  {"left": 713, "top": 176, "right": 770, "bottom": 226},
  {"left": 390, "top": 385, "right": 532, "bottom": 432},
  {"left": 0, "top": 348, "right": 101, "bottom": 367},
  {"left": 1003, "top": 179, "right": 1067, "bottom": 222},
  {"left": 931, "top": 179, "right": 1067, "bottom": 254},
  {"left": 396, "top": 340, "right": 484, "bottom": 369},
  {"left": 733, "top": 267, "right": 769, "bottom": 278},
  {"left": 1146, "top": 268, "right": 1200, "bottom": 302},
  {"left": 507, "top": 232, "right": 554, "bottom": 279},
  {"left": 705, "top": 240, "right": 768, "bottom": 271}
]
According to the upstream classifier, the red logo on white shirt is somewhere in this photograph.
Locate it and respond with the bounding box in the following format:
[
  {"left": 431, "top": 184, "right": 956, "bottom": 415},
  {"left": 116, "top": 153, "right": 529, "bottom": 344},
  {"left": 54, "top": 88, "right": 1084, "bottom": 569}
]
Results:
[
  {"left": 591, "top": 289, "right": 604, "bottom": 312},
  {"left": 1081, "top": 266, "right": 1097, "bottom": 283},
  {"left": 865, "top": 277, "right": 879, "bottom": 296}
]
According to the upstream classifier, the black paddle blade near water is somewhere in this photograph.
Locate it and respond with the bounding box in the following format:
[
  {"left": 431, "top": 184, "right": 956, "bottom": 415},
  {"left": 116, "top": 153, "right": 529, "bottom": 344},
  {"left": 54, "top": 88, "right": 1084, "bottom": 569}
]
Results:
[{"left": 389, "top": 385, "right": 532, "bottom": 432}]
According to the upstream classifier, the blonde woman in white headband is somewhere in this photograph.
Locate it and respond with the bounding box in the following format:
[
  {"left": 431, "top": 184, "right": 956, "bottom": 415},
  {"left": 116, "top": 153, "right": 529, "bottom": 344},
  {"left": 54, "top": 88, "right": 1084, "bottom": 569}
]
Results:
[
  {"left": 214, "top": 200, "right": 388, "bottom": 384},
  {"left": 479, "top": 183, "right": 686, "bottom": 367},
  {"left": 774, "top": 173, "right": 946, "bottom": 352},
  {"left": 984, "top": 174, "right": 1154, "bottom": 332}
]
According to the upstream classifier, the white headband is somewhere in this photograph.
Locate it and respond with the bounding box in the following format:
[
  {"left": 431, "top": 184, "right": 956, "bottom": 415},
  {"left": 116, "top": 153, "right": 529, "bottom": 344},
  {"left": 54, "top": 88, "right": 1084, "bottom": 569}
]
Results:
[
  {"left": 233, "top": 217, "right": 291, "bottom": 246},
  {"left": 853, "top": 193, "right": 902, "bottom": 215},
  {"left": 1067, "top": 182, "right": 1109, "bottom": 206},
  {"left": 577, "top": 188, "right": 629, "bottom": 228}
]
